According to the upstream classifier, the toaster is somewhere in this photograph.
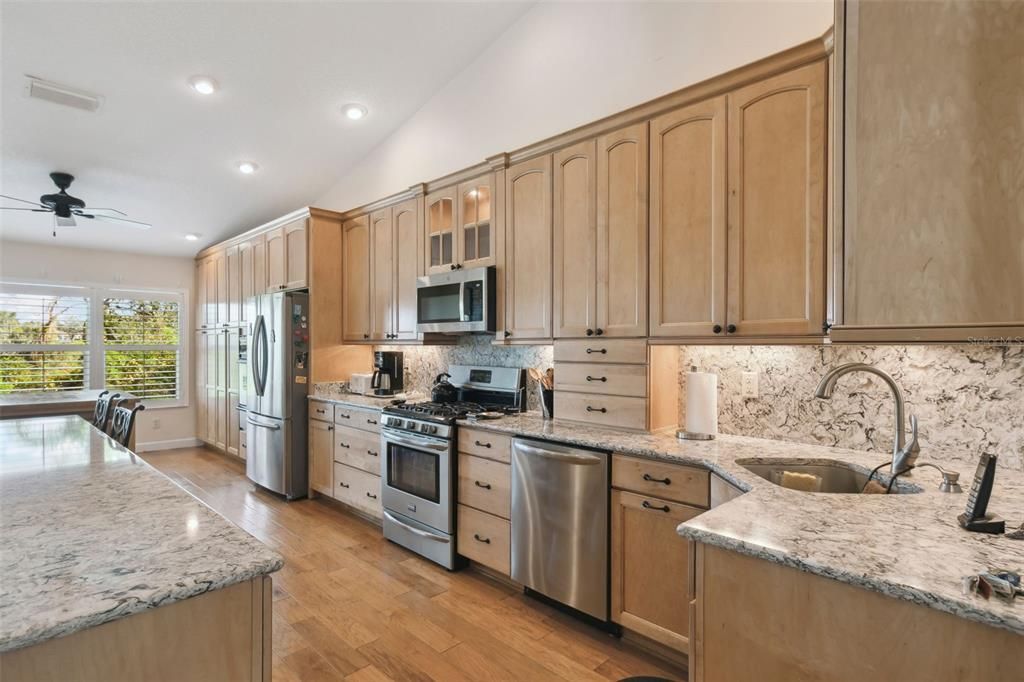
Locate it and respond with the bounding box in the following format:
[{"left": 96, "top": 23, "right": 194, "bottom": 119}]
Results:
[{"left": 349, "top": 373, "right": 374, "bottom": 396}]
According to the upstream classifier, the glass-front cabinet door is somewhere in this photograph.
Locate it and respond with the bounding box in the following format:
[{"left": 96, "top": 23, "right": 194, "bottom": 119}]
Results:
[
  {"left": 425, "top": 187, "right": 456, "bottom": 274},
  {"left": 458, "top": 176, "right": 494, "bottom": 268}
]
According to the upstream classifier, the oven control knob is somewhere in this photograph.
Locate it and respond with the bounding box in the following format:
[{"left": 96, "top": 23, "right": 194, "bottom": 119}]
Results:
[{"left": 392, "top": 419, "right": 404, "bottom": 428}]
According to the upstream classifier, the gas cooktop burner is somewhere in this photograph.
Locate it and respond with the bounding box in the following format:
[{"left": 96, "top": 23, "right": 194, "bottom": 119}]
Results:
[{"left": 384, "top": 400, "right": 517, "bottom": 422}]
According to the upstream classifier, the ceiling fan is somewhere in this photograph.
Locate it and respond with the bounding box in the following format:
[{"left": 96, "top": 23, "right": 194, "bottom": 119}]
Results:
[{"left": 1, "top": 172, "right": 152, "bottom": 235}]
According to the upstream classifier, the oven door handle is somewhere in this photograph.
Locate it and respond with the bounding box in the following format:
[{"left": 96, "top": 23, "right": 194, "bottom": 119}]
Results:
[
  {"left": 381, "top": 427, "right": 450, "bottom": 453},
  {"left": 383, "top": 511, "right": 451, "bottom": 543}
]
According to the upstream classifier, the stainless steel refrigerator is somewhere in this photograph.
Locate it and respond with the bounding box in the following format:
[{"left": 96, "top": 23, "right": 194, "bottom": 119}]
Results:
[{"left": 244, "top": 291, "right": 309, "bottom": 499}]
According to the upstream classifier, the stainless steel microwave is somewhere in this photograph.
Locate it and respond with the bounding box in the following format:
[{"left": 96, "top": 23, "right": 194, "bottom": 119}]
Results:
[{"left": 416, "top": 266, "right": 496, "bottom": 334}]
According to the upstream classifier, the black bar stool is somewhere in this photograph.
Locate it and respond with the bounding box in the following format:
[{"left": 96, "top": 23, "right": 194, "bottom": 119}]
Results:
[
  {"left": 91, "top": 391, "right": 121, "bottom": 431},
  {"left": 109, "top": 403, "right": 145, "bottom": 448}
]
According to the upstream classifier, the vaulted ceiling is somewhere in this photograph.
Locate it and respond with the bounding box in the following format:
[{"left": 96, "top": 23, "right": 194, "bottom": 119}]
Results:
[{"left": 0, "top": 1, "right": 531, "bottom": 256}]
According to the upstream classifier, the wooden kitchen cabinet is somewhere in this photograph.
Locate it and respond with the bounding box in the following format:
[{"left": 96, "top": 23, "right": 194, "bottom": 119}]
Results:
[
  {"left": 265, "top": 217, "right": 308, "bottom": 291},
  {"left": 391, "top": 197, "right": 421, "bottom": 340},
  {"left": 342, "top": 214, "right": 371, "bottom": 341},
  {"left": 726, "top": 61, "right": 827, "bottom": 338},
  {"left": 308, "top": 419, "right": 334, "bottom": 496},
  {"left": 553, "top": 139, "right": 598, "bottom": 339},
  {"left": 426, "top": 174, "right": 495, "bottom": 274},
  {"left": 834, "top": 0, "right": 1024, "bottom": 341},
  {"left": 611, "top": 489, "right": 702, "bottom": 652},
  {"left": 425, "top": 186, "right": 457, "bottom": 274},
  {"left": 238, "top": 234, "right": 266, "bottom": 322},
  {"left": 503, "top": 155, "right": 553, "bottom": 341},
  {"left": 370, "top": 207, "right": 394, "bottom": 341},
  {"left": 225, "top": 245, "right": 241, "bottom": 324},
  {"left": 649, "top": 97, "right": 727, "bottom": 338},
  {"left": 265, "top": 226, "right": 286, "bottom": 291}
]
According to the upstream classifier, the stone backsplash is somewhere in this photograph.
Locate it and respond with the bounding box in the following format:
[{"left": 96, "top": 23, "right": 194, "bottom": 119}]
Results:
[
  {"left": 372, "top": 337, "right": 1022, "bottom": 471},
  {"left": 680, "top": 345, "right": 1023, "bottom": 471}
]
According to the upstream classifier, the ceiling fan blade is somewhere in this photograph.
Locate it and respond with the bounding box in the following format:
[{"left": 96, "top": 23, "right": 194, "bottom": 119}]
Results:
[
  {"left": 80, "top": 213, "right": 152, "bottom": 229},
  {"left": 0, "top": 207, "right": 51, "bottom": 212},
  {"left": 0, "top": 194, "right": 48, "bottom": 208},
  {"left": 76, "top": 206, "right": 128, "bottom": 217}
]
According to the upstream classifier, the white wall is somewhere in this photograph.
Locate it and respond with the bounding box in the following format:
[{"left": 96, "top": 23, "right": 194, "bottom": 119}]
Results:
[
  {"left": 318, "top": 0, "right": 834, "bottom": 211},
  {"left": 0, "top": 239, "right": 196, "bottom": 449}
]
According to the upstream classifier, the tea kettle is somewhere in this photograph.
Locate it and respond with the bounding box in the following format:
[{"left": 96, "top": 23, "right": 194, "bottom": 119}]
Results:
[{"left": 431, "top": 373, "right": 458, "bottom": 403}]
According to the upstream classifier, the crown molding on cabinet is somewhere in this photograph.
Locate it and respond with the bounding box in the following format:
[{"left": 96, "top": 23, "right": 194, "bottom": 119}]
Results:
[{"left": 195, "top": 206, "right": 344, "bottom": 259}]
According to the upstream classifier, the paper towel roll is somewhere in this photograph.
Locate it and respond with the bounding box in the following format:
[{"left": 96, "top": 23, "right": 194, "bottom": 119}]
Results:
[{"left": 685, "top": 371, "right": 718, "bottom": 436}]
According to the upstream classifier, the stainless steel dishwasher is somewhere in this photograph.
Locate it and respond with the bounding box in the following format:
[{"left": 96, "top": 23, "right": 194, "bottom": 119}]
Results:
[{"left": 511, "top": 438, "right": 609, "bottom": 620}]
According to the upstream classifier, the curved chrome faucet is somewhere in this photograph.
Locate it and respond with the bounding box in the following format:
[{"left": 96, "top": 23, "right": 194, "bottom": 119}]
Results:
[{"left": 814, "top": 363, "right": 920, "bottom": 474}]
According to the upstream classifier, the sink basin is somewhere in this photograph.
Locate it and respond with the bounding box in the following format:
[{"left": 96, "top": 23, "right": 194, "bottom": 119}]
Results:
[{"left": 736, "top": 459, "right": 923, "bottom": 494}]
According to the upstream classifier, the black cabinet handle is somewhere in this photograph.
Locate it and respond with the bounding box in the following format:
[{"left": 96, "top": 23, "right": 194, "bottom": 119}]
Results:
[
  {"left": 367, "top": 450, "right": 378, "bottom": 457},
  {"left": 643, "top": 473, "right": 672, "bottom": 485},
  {"left": 586, "top": 328, "right": 594, "bottom": 336},
  {"left": 504, "top": 331, "right": 512, "bottom": 338},
  {"left": 586, "top": 406, "right": 607, "bottom": 413},
  {"left": 367, "top": 419, "right": 377, "bottom": 425},
  {"left": 586, "top": 348, "right": 607, "bottom": 355},
  {"left": 727, "top": 324, "right": 737, "bottom": 334},
  {"left": 327, "top": 425, "right": 334, "bottom": 431},
  {"left": 338, "top": 442, "right": 350, "bottom": 449},
  {"left": 363, "top": 334, "right": 369, "bottom": 339},
  {"left": 338, "top": 413, "right": 351, "bottom": 419},
  {"left": 595, "top": 328, "right": 604, "bottom": 336},
  {"left": 586, "top": 376, "right": 607, "bottom": 383},
  {"left": 474, "top": 481, "right": 492, "bottom": 490},
  {"left": 450, "top": 264, "right": 457, "bottom": 270},
  {"left": 475, "top": 440, "right": 491, "bottom": 448},
  {"left": 366, "top": 492, "right": 377, "bottom": 500},
  {"left": 339, "top": 482, "right": 350, "bottom": 489},
  {"left": 642, "top": 500, "right": 671, "bottom": 513},
  {"left": 474, "top": 534, "right": 491, "bottom": 544},
  {"left": 712, "top": 324, "right": 723, "bottom": 334}
]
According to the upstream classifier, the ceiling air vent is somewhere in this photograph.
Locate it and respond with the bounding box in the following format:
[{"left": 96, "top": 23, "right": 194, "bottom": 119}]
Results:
[{"left": 24, "top": 76, "right": 103, "bottom": 113}]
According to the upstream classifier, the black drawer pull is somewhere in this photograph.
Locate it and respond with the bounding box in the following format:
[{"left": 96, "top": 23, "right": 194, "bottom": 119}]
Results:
[
  {"left": 367, "top": 419, "right": 377, "bottom": 425},
  {"left": 586, "top": 406, "right": 607, "bottom": 413},
  {"left": 474, "top": 534, "right": 491, "bottom": 544},
  {"left": 327, "top": 426, "right": 334, "bottom": 431},
  {"left": 367, "top": 450, "right": 378, "bottom": 457},
  {"left": 315, "top": 408, "right": 327, "bottom": 414},
  {"left": 474, "top": 481, "right": 492, "bottom": 490},
  {"left": 642, "top": 500, "right": 671, "bottom": 513},
  {"left": 339, "top": 482, "right": 350, "bottom": 489},
  {"left": 338, "top": 442, "right": 350, "bottom": 449},
  {"left": 586, "top": 348, "right": 607, "bottom": 355},
  {"left": 475, "top": 440, "right": 491, "bottom": 448},
  {"left": 338, "top": 413, "right": 351, "bottom": 419},
  {"left": 586, "top": 375, "right": 607, "bottom": 383},
  {"left": 643, "top": 473, "right": 671, "bottom": 485},
  {"left": 366, "top": 492, "right": 377, "bottom": 500}
]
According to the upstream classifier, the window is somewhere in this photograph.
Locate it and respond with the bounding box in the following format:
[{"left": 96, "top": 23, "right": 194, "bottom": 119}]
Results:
[
  {"left": 0, "top": 283, "right": 187, "bottom": 405},
  {"left": 0, "top": 288, "right": 89, "bottom": 393}
]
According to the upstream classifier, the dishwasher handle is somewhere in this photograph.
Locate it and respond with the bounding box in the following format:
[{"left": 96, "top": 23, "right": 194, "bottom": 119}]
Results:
[{"left": 512, "top": 441, "right": 603, "bottom": 465}]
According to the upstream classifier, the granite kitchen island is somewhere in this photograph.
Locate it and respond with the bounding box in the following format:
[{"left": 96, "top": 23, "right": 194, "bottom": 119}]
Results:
[{"left": 0, "top": 416, "right": 282, "bottom": 681}]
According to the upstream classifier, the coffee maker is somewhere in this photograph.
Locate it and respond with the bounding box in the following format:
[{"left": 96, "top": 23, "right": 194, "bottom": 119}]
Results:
[{"left": 371, "top": 351, "right": 404, "bottom": 396}]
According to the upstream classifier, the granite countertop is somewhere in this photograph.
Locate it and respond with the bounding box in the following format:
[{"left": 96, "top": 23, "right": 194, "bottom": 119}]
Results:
[
  {"left": 459, "top": 412, "right": 1024, "bottom": 636},
  {"left": 308, "top": 387, "right": 428, "bottom": 411},
  {"left": 0, "top": 416, "right": 283, "bottom": 653}
]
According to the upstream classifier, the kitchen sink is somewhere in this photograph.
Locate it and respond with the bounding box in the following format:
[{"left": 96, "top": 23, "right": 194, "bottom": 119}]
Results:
[{"left": 736, "top": 459, "right": 923, "bottom": 494}]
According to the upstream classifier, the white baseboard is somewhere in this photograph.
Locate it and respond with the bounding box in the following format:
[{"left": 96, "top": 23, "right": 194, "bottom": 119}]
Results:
[{"left": 136, "top": 437, "right": 201, "bottom": 453}]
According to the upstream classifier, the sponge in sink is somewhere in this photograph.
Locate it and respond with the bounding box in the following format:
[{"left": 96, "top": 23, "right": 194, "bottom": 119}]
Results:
[{"left": 780, "top": 471, "right": 822, "bottom": 492}]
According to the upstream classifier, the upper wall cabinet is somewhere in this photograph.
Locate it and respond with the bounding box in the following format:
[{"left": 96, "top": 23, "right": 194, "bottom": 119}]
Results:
[
  {"left": 835, "top": 0, "right": 1024, "bottom": 341},
  {"left": 237, "top": 233, "right": 266, "bottom": 323},
  {"left": 503, "top": 155, "right": 553, "bottom": 341},
  {"left": 553, "top": 123, "right": 648, "bottom": 339},
  {"left": 649, "top": 97, "right": 727, "bottom": 339},
  {"left": 370, "top": 208, "right": 394, "bottom": 341},
  {"left": 425, "top": 173, "right": 496, "bottom": 274},
  {"left": 342, "top": 214, "right": 371, "bottom": 342},
  {"left": 391, "top": 197, "right": 422, "bottom": 341},
  {"left": 726, "top": 61, "right": 827, "bottom": 338},
  {"left": 266, "top": 217, "right": 308, "bottom": 292}
]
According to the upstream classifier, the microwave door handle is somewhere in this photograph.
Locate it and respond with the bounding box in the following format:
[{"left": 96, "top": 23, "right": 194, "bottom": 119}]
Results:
[{"left": 459, "top": 281, "right": 466, "bottom": 323}]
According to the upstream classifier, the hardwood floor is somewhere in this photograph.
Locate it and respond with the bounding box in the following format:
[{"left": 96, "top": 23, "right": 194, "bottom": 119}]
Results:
[{"left": 144, "top": 446, "right": 687, "bottom": 682}]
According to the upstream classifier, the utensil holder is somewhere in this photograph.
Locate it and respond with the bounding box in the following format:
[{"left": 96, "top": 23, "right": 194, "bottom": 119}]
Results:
[{"left": 537, "top": 385, "right": 554, "bottom": 419}]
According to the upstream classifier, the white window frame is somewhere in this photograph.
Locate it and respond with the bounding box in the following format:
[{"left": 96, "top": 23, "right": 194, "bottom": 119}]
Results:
[{"left": 0, "top": 281, "right": 190, "bottom": 409}]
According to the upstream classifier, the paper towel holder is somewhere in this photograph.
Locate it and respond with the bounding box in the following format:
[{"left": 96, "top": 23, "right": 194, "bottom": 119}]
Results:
[{"left": 677, "top": 430, "right": 715, "bottom": 441}]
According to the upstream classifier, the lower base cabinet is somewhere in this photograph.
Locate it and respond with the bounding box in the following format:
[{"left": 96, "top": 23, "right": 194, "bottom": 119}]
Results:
[
  {"left": 333, "top": 462, "right": 382, "bottom": 519},
  {"left": 308, "top": 419, "right": 333, "bottom": 495},
  {"left": 611, "top": 489, "right": 702, "bottom": 652},
  {"left": 457, "top": 504, "right": 511, "bottom": 575}
]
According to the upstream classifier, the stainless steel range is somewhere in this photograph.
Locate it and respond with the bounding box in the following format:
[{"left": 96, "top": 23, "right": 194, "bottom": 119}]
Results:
[{"left": 380, "top": 365, "right": 524, "bottom": 569}]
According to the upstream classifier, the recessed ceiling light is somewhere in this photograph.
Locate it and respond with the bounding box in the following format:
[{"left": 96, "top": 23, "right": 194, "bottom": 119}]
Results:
[
  {"left": 237, "top": 161, "right": 259, "bottom": 175},
  {"left": 185, "top": 233, "right": 200, "bottom": 241},
  {"left": 343, "top": 103, "right": 368, "bottom": 121},
  {"left": 188, "top": 75, "right": 218, "bottom": 95}
]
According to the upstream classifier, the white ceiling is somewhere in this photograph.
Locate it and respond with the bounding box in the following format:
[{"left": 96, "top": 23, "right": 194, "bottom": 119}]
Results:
[{"left": 0, "top": 1, "right": 531, "bottom": 257}]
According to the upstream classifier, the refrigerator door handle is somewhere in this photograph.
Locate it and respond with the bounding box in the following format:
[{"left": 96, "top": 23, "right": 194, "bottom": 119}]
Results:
[
  {"left": 247, "top": 416, "right": 281, "bottom": 430},
  {"left": 252, "top": 314, "right": 268, "bottom": 397}
]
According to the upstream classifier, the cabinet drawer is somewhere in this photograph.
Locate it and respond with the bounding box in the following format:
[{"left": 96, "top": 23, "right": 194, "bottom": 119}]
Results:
[
  {"left": 555, "top": 362, "right": 647, "bottom": 397},
  {"left": 554, "top": 339, "right": 648, "bottom": 364},
  {"left": 333, "top": 463, "right": 382, "bottom": 518},
  {"left": 310, "top": 400, "right": 333, "bottom": 422},
  {"left": 334, "top": 404, "right": 381, "bottom": 433},
  {"left": 458, "top": 427, "right": 512, "bottom": 463},
  {"left": 334, "top": 426, "right": 382, "bottom": 475},
  {"left": 612, "top": 455, "right": 710, "bottom": 508},
  {"left": 457, "top": 505, "right": 511, "bottom": 575},
  {"left": 556, "top": 392, "right": 647, "bottom": 431},
  {"left": 458, "top": 454, "right": 511, "bottom": 519}
]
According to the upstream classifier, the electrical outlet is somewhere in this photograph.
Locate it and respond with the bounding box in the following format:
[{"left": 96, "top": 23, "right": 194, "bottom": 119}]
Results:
[
  {"left": 152, "top": 417, "right": 161, "bottom": 430},
  {"left": 741, "top": 371, "right": 759, "bottom": 399}
]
